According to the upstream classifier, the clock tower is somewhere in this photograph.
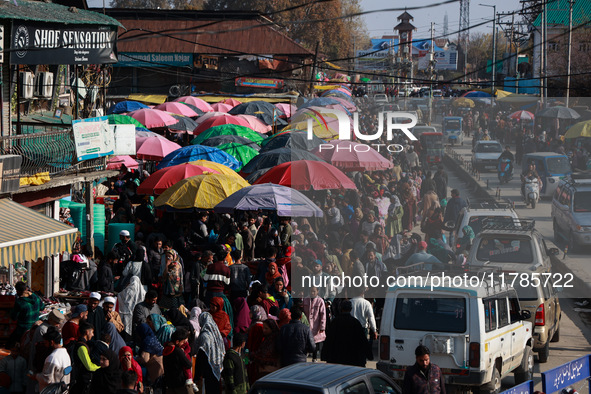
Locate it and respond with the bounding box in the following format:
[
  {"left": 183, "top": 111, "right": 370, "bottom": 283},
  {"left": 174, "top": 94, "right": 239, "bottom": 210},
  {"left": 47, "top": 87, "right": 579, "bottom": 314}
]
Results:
[{"left": 394, "top": 10, "right": 416, "bottom": 60}]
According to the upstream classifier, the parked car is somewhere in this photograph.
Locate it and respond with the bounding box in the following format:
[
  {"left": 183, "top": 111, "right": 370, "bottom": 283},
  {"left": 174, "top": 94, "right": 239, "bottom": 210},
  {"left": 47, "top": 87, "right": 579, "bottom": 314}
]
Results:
[
  {"left": 373, "top": 93, "right": 389, "bottom": 104},
  {"left": 378, "top": 272, "right": 534, "bottom": 393},
  {"left": 410, "top": 125, "right": 437, "bottom": 140},
  {"left": 472, "top": 141, "right": 503, "bottom": 172},
  {"left": 552, "top": 173, "right": 591, "bottom": 251},
  {"left": 249, "top": 363, "right": 401, "bottom": 394}
]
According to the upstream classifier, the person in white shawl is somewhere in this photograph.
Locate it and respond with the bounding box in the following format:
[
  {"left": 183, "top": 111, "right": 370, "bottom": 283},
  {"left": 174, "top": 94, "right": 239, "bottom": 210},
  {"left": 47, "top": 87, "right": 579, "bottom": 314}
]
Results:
[
  {"left": 194, "top": 312, "right": 225, "bottom": 394},
  {"left": 118, "top": 276, "right": 146, "bottom": 336}
]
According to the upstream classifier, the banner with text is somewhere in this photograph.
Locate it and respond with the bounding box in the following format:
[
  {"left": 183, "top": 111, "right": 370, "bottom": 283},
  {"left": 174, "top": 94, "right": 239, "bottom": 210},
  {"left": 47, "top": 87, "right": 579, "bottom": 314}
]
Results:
[{"left": 72, "top": 118, "right": 114, "bottom": 161}]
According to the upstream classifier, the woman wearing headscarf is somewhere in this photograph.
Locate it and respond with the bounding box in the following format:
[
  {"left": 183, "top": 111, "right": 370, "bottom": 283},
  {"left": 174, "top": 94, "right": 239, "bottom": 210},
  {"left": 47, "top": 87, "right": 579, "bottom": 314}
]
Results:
[
  {"left": 251, "top": 319, "right": 280, "bottom": 380},
  {"left": 103, "top": 322, "right": 126, "bottom": 355},
  {"left": 165, "top": 308, "right": 193, "bottom": 333},
  {"left": 246, "top": 304, "right": 265, "bottom": 384},
  {"left": 119, "top": 346, "right": 143, "bottom": 392},
  {"left": 233, "top": 298, "right": 250, "bottom": 335},
  {"left": 136, "top": 323, "right": 164, "bottom": 385},
  {"left": 264, "top": 262, "right": 281, "bottom": 287},
  {"left": 210, "top": 297, "right": 231, "bottom": 340},
  {"left": 149, "top": 314, "right": 176, "bottom": 345},
  {"left": 117, "top": 276, "right": 146, "bottom": 337},
  {"left": 458, "top": 225, "right": 475, "bottom": 253},
  {"left": 89, "top": 343, "right": 121, "bottom": 394},
  {"left": 278, "top": 309, "right": 291, "bottom": 328},
  {"left": 189, "top": 307, "right": 202, "bottom": 338},
  {"left": 160, "top": 250, "right": 184, "bottom": 309},
  {"left": 385, "top": 194, "right": 404, "bottom": 238},
  {"left": 194, "top": 312, "right": 225, "bottom": 394}
]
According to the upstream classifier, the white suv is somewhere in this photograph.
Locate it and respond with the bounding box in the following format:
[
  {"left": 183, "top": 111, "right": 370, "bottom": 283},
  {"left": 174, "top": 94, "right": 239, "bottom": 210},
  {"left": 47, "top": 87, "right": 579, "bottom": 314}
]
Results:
[{"left": 377, "top": 273, "right": 534, "bottom": 394}]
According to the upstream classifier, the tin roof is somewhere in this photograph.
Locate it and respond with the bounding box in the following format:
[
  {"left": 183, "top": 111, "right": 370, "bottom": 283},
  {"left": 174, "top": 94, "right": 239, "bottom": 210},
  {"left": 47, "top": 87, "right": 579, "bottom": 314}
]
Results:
[
  {"left": 115, "top": 16, "right": 314, "bottom": 56},
  {"left": 532, "top": 0, "right": 591, "bottom": 27},
  {"left": 0, "top": 0, "right": 122, "bottom": 27}
]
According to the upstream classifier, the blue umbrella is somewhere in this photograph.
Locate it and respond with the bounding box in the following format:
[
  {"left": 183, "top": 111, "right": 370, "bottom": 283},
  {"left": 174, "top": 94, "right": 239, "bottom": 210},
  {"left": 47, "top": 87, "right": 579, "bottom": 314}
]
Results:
[
  {"left": 107, "top": 101, "right": 150, "bottom": 114},
  {"left": 463, "top": 91, "right": 491, "bottom": 98},
  {"left": 321, "top": 90, "right": 353, "bottom": 101},
  {"left": 156, "top": 145, "right": 241, "bottom": 170},
  {"left": 299, "top": 97, "right": 341, "bottom": 109}
]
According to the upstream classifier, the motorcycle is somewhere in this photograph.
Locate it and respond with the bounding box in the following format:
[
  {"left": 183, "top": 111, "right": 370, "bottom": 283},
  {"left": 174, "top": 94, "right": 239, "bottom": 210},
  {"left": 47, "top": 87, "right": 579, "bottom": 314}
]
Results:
[
  {"left": 498, "top": 158, "right": 513, "bottom": 184},
  {"left": 523, "top": 177, "right": 540, "bottom": 208}
]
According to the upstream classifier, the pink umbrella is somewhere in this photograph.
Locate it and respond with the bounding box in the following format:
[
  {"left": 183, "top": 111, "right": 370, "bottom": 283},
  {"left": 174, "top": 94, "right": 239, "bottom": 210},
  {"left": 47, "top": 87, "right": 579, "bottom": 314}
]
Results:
[
  {"left": 136, "top": 137, "right": 182, "bottom": 161},
  {"left": 173, "top": 96, "right": 214, "bottom": 112},
  {"left": 128, "top": 109, "right": 178, "bottom": 129},
  {"left": 509, "top": 110, "right": 535, "bottom": 121},
  {"left": 193, "top": 112, "right": 228, "bottom": 127},
  {"left": 236, "top": 114, "right": 272, "bottom": 134},
  {"left": 275, "top": 103, "right": 297, "bottom": 119},
  {"left": 329, "top": 97, "right": 357, "bottom": 111},
  {"left": 313, "top": 140, "right": 394, "bottom": 172},
  {"left": 211, "top": 102, "right": 233, "bottom": 112},
  {"left": 193, "top": 114, "right": 252, "bottom": 135},
  {"left": 107, "top": 155, "right": 138, "bottom": 170},
  {"left": 154, "top": 102, "right": 200, "bottom": 117},
  {"left": 221, "top": 98, "right": 242, "bottom": 107}
]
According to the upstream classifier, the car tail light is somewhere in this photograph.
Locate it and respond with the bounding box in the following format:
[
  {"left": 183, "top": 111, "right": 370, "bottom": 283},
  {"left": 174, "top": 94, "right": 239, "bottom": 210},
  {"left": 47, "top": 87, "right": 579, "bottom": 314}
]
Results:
[
  {"left": 469, "top": 343, "right": 480, "bottom": 368},
  {"left": 535, "top": 304, "right": 545, "bottom": 326},
  {"left": 379, "top": 336, "right": 390, "bottom": 360}
]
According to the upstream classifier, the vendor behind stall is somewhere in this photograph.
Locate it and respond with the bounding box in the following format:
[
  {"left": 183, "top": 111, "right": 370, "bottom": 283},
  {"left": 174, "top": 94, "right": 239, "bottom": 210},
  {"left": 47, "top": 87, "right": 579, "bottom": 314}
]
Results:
[{"left": 9, "top": 282, "right": 44, "bottom": 344}]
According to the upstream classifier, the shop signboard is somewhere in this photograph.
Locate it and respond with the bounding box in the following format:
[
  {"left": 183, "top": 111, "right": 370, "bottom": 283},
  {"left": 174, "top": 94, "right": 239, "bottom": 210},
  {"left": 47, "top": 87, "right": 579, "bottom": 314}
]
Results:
[
  {"left": 542, "top": 355, "right": 590, "bottom": 394},
  {"left": 10, "top": 22, "right": 117, "bottom": 65},
  {"left": 235, "top": 77, "right": 284, "bottom": 89},
  {"left": 114, "top": 52, "right": 193, "bottom": 67},
  {"left": 110, "top": 124, "right": 136, "bottom": 156},
  {"left": 72, "top": 117, "right": 114, "bottom": 161},
  {"left": 0, "top": 155, "right": 22, "bottom": 193},
  {"left": 194, "top": 54, "right": 218, "bottom": 70}
]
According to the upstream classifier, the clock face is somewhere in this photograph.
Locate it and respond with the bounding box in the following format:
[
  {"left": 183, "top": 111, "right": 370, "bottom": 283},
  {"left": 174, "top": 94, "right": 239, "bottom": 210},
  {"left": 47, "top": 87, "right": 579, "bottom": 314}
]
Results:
[{"left": 401, "top": 32, "right": 408, "bottom": 39}]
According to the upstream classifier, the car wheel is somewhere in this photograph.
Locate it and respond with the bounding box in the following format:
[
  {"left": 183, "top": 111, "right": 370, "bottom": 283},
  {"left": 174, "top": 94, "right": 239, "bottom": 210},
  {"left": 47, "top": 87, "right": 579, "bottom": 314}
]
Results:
[
  {"left": 537, "top": 340, "right": 550, "bottom": 363},
  {"left": 551, "top": 325, "right": 560, "bottom": 342},
  {"left": 514, "top": 346, "right": 534, "bottom": 384},
  {"left": 480, "top": 367, "right": 501, "bottom": 394}
]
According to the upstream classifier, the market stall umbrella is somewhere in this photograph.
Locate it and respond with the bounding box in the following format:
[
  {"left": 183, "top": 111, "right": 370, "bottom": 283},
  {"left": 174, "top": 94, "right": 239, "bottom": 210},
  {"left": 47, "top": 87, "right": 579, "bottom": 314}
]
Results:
[
  {"left": 137, "top": 163, "right": 220, "bottom": 195},
  {"left": 191, "top": 124, "right": 265, "bottom": 145},
  {"left": 289, "top": 107, "right": 352, "bottom": 140},
  {"left": 240, "top": 147, "right": 323, "bottom": 174},
  {"left": 214, "top": 143, "right": 259, "bottom": 170},
  {"left": 177, "top": 102, "right": 205, "bottom": 116},
  {"left": 452, "top": 98, "right": 475, "bottom": 108},
  {"left": 211, "top": 102, "right": 234, "bottom": 112},
  {"left": 157, "top": 145, "right": 241, "bottom": 170},
  {"left": 168, "top": 114, "right": 199, "bottom": 134},
  {"left": 214, "top": 183, "right": 323, "bottom": 217},
  {"left": 244, "top": 167, "right": 272, "bottom": 184},
  {"left": 136, "top": 136, "right": 182, "bottom": 161},
  {"left": 136, "top": 129, "right": 166, "bottom": 139},
  {"left": 253, "top": 160, "right": 356, "bottom": 191},
  {"left": 155, "top": 174, "right": 250, "bottom": 210},
  {"left": 298, "top": 97, "right": 342, "bottom": 109},
  {"left": 236, "top": 114, "right": 272, "bottom": 134},
  {"left": 106, "top": 155, "right": 139, "bottom": 170},
  {"left": 188, "top": 160, "right": 242, "bottom": 178},
  {"left": 128, "top": 108, "right": 178, "bottom": 129},
  {"left": 193, "top": 114, "right": 252, "bottom": 135},
  {"left": 107, "top": 114, "right": 144, "bottom": 128},
  {"left": 229, "top": 101, "right": 287, "bottom": 126},
  {"left": 192, "top": 112, "right": 227, "bottom": 127},
  {"left": 321, "top": 89, "right": 352, "bottom": 100},
  {"left": 314, "top": 140, "right": 394, "bottom": 172},
  {"left": 220, "top": 98, "right": 242, "bottom": 107},
  {"left": 260, "top": 130, "right": 324, "bottom": 152},
  {"left": 565, "top": 120, "right": 591, "bottom": 138},
  {"left": 509, "top": 110, "right": 535, "bottom": 121},
  {"left": 537, "top": 106, "right": 580, "bottom": 120},
  {"left": 154, "top": 102, "right": 200, "bottom": 117},
  {"left": 462, "top": 90, "right": 491, "bottom": 98},
  {"left": 173, "top": 96, "right": 214, "bottom": 112},
  {"left": 329, "top": 96, "right": 357, "bottom": 112},
  {"left": 107, "top": 101, "right": 149, "bottom": 115},
  {"left": 274, "top": 103, "right": 297, "bottom": 119},
  {"left": 200, "top": 135, "right": 261, "bottom": 151}
]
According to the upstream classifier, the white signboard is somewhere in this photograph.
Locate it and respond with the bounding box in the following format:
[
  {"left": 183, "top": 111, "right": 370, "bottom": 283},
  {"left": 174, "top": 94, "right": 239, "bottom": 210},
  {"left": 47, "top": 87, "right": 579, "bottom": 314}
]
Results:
[
  {"left": 110, "top": 124, "right": 136, "bottom": 156},
  {"left": 72, "top": 119, "right": 114, "bottom": 161},
  {"left": 417, "top": 50, "right": 458, "bottom": 70}
]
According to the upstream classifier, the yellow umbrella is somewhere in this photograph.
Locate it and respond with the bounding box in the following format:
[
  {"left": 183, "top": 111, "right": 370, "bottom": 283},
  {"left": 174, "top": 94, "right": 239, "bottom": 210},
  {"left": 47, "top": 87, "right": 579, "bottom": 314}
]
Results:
[
  {"left": 453, "top": 98, "right": 475, "bottom": 108},
  {"left": 154, "top": 174, "right": 250, "bottom": 210},
  {"left": 287, "top": 108, "right": 349, "bottom": 140},
  {"left": 187, "top": 160, "right": 242, "bottom": 178},
  {"left": 565, "top": 120, "right": 591, "bottom": 139}
]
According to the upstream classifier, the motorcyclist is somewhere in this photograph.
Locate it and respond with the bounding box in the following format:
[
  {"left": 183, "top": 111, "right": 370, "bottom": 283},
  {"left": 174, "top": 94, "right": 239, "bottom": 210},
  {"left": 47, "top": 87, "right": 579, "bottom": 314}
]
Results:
[
  {"left": 499, "top": 146, "right": 515, "bottom": 162},
  {"left": 521, "top": 162, "right": 543, "bottom": 198}
]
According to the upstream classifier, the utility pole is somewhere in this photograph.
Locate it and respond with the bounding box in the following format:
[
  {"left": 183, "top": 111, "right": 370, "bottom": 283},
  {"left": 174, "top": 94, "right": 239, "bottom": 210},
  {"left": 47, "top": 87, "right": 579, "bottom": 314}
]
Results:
[
  {"left": 566, "top": 0, "right": 575, "bottom": 107},
  {"left": 309, "top": 41, "right": 319, "bottom": 97},
  {"left": 480, "top": 4, "right": 496, "bottom": 92},
  {"left": 429, "top": 22, "right": 435, "bottom": 125},
  {"left": 542, "top": 0, "right": 548, "bottom": 105}
]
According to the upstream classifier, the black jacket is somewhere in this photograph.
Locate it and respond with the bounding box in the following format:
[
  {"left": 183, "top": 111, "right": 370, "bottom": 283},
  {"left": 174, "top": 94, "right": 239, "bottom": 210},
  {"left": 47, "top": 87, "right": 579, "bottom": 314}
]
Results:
[
  {"left": 96, "top": 262, "right": 114, "bottom": 292},
  {"left": 163, "top": 345, "right": 192, "bottom": 389},
  {"left": 321, "top": 313, "right": 371, "bottom": 367},
  {"left": 277, "top": 320, "right": 315, "bottom": 367},
  {"left": 90, "top": 348, "right": 121, "bottom": 394},
  {"left": 402, "top": 363, "right": 446, "bottom": 394}
]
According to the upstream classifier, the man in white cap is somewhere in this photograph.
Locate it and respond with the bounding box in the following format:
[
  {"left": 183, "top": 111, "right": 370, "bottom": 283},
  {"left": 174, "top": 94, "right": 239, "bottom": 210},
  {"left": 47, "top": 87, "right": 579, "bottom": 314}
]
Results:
[
  {"left": 102, "top": 296, "right": 124, "bottom": 334},
  {"left": 112, "top": 229, "right": 137, "bottom": 274},
  {"left": 86, "top": 292, "right": 106, "bottom": 337}
]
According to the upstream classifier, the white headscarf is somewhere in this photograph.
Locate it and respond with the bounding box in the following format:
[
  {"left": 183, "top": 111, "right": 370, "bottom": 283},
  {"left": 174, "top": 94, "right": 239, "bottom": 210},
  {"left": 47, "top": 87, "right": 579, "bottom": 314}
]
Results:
[
  {"left": 117, "top": 276, "right": 146, "bottom": 335},
  {"left": 189, "top": 307, "right": 202, "bottom": 337}
]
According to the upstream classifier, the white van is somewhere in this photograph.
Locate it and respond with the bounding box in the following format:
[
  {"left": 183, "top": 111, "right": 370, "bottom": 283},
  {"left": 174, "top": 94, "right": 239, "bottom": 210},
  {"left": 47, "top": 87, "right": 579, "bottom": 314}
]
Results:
[{"left": 377, "top": 273, "right": 534, "bottom": 393}]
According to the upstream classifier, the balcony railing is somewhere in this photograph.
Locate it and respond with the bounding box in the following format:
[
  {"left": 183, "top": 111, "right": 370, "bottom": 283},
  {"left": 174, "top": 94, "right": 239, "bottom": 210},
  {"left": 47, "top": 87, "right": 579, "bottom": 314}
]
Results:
[{"left": 0, "top": 124, "right": 106, "bottom": 177}]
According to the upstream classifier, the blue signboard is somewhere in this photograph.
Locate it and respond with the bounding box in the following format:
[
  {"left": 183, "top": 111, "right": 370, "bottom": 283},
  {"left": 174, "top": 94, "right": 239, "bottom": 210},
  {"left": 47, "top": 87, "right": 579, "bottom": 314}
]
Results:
[
  {"left": 542, "top": 355, "right": 591, "bottom": 394},
  {"left": 500, "top": 380, "right": 534, "bottom": 394},
  {"left": 114, "top": 52, "right": 193, "bottom": 67}
]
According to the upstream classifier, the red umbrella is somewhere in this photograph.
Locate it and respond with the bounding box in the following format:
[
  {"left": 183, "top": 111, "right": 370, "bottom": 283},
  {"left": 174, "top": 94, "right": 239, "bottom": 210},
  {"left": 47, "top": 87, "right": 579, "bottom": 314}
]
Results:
[
  {"left": 509, "top": 110, "right": 535, "bottom": 121},
  {"left": 314, "top": 140, "right": 394, "bottom": 172},
  {"left": 221, "top": 98, "right": 242, "bottom": 107},
  {"left": 173, "top": 96, "right": 214, "bottom": 112},
  {"left": 107, "top": 155, "right": 138, "bottom": 170},
  {"left": 193, "top": 114, "right": 252, "bottom": 135},
  {"left": 136, "top": 137, "right": 181, "bottom": 161},
  {"left": 137, "top": 163, "right": 220, "bottom": 195},
  {"left": 128, "top": 108, "right": 178, "bottom": 129},
  {"left": 253, "top": 160, "right": 356, "bottom": 191},
  {"left": 154, "top": 102, "right": 200, "bottom": 117},
  {"left": 236, "top": 114, "right": 272, "bottom": 134},
  {"left": 211, "top": 102, "right": 233, "bottom": 112}
]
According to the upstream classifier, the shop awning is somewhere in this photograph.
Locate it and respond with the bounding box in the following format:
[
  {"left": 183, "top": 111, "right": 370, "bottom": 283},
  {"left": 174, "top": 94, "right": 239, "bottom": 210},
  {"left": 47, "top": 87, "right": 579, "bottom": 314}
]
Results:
[
  {"left": 127, "top": 94, "right": 168, "bottom": 104},
  {"left": 0, "top": 199, "right": 78, "bottom": 265}
]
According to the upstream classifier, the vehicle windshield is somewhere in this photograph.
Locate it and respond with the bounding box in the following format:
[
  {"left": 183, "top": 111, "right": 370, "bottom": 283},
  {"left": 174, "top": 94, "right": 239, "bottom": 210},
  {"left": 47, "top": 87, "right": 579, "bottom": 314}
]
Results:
[
  {"left": 476, "top": 143, "right": 502, "bottom": 153},
  {"left": 250, "top": 389, "right": 321, "bottom": 394},
  {"left": 574, "top": 191, "right": 591, "bottom": 212},
  {"left": 445, "top": 120, "right": 461, "bottom": 130},
  {"left": 394, "top": 295, "right": 466, "bottom": 333},
  {"left": 467, "top": 216, "right": 514, "bottom": 235},
  {"left": 476, "top": 237, "right": 533, "bottom": 263},
  {"left": 546, "top": 156, "right": 571, "bottom": 174},
  {"left": 512, "top": 280, "right": 540, "bottom": 301},
  {"left": 422, "top": 135, "right": 443, "bottom": 145}
]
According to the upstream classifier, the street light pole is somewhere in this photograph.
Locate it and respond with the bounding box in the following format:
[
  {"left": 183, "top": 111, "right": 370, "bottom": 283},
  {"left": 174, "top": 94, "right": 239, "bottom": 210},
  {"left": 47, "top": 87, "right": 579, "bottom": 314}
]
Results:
[
  {"left": 566, "top": 0, "right": 575, "bottom": 107},
  {"left": 480, "top": 4, "right": 497, "bottom": 92}
]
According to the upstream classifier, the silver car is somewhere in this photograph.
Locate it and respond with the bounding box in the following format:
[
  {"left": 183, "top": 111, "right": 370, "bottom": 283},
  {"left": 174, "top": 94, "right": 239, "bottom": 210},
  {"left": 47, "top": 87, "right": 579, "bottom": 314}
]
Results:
[
  {"left": 552, "top": 174, "right": 591, "bottom": 251},
  {"left": 472, "top": 140, "right": 503, "bottom": 172}
]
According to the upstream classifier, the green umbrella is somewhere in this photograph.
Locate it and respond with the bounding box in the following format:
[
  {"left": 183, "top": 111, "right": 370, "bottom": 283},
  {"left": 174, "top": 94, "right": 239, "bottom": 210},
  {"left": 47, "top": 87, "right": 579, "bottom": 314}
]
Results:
[
  {"left": 191, "top": 124, "right": 265, "bottom": 145},
  {"left": 214, "top": 142, "right": 259, "bottom": 170},
  {"left": 107, "top": 114, "right": 145, "bottom": 127},
  {"left": 565, "top": 120, "right": 591, "bottom": 139}
]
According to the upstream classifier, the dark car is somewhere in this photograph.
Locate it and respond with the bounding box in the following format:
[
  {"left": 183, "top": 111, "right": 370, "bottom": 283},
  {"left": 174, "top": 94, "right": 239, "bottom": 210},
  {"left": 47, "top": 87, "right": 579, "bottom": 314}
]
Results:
[{"left": 249, "top": 363, "right": 401, "bottom": 394}]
